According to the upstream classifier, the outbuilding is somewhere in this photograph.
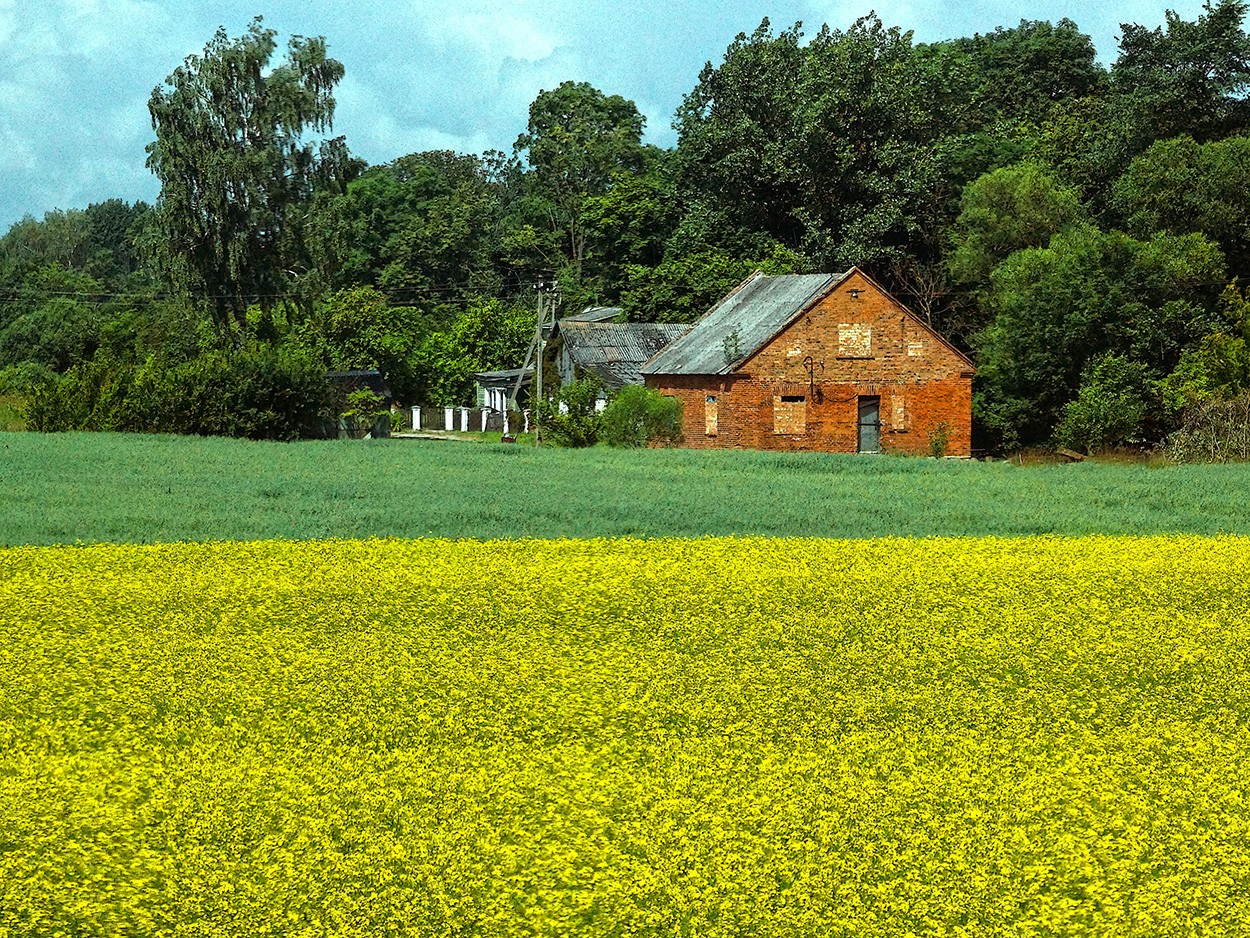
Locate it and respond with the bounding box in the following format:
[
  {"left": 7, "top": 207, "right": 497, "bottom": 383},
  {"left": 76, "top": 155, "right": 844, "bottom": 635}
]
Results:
[{"left": 641, "top": 268, "right": 974, "bottom": 455}]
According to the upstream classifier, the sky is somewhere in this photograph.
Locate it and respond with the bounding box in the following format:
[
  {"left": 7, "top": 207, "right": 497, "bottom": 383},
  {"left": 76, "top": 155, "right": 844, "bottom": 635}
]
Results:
[{"left": 0, "top": 0, "right": 1213, "bottom": 233}]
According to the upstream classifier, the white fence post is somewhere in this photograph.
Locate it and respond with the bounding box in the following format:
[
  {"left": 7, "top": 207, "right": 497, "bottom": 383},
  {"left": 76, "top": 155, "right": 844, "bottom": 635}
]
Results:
[
  {"left": 459, "top": 408, "right": 469, "bottom": 432},
  {"left": 411, "top": 406, "right": 421, "bottom": 430},
  {"left": 444, "top": 407, "right": 453, "bottom": 431}
]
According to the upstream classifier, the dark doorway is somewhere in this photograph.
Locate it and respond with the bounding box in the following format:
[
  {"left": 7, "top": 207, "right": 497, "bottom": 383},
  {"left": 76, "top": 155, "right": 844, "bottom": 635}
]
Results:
[{"left": 857, "top": 396, "right": 881, "bottom": 453}]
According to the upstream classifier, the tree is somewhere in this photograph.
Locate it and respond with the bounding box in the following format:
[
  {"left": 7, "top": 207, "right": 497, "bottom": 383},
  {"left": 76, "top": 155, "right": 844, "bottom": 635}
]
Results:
[
  {"left": 514, "top": 81, "right": 647, "bottom": 271},
  {"left": 950, "top": 162, "right": 1086, "bottom": 284},
  {"left": 1053, "top": 353, "right": 1155, "bottom": 452},
  {"left": 580, "top": 159, "right": 679, "bottom": 299},
  {"left": 673, "top": 16, "right": 977, "bottom": 276},
  {"left": 974, "top": 225, "right": 1226, "bottom": 448},
  {"left": 944, "top": 19, "right": 1106, "bottom": 126},
  {"left": 145, "top": 17, "right": 357, "bottom": 337},
  {"left": 410, "top": 300, "right": 535, "bottom": 406},
  {"left": 306, "top": 286, "right": 434, "bottom": 405},
  {"left": 1112, "top": 134, "right": 1250, "bottom": 274},
  {"left": 621, "top": 244, "right": 806, "bottom": 323},
  {"left": 1112, "top": 0, "right": 1250, "bottom": 146}
]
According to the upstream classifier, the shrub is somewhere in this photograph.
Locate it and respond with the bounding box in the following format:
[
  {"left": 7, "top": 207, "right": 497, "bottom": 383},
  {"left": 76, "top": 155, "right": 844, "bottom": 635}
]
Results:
[
  {"left": 1167, "top": 392, "right": 1250, "bottom": 462},
  {"left": 534, "top": 377, "right": 602, "bottom": 447},
  {"left": 600, "top": 385, "right": 683, "bottom": 447},
  {"left": 926, "top": 421, "right": 951, "bottom": 458},
  {"left": 26, "top": 344, "right": 332, "bottom": 440},
  {"left": 340, "top": 389, "right": 388, "bottom": 439},
  {"left": 1053, "top": 354, "right": 1154, "bottom": 453}
]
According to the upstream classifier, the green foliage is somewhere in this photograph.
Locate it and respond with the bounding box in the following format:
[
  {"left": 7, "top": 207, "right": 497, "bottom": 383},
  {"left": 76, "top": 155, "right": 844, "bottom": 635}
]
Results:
[
  {"left": 515, "top": 81, "right": 647, "bottom": 268},
  {"left": 535, "top": 377, "right": 602, "bottom": 447},
  {"left": 949, "top": 162, "right": 1086, "bottom": 284},
  {"left": 974, "top": 225, "right": 1226, "bottom": 448},
  {"left": 26, "top": 344, "right": 331, "bottom": 440},
  {"left": 1112, "top": 0, "right": 1250, "bottom": 146},
  {"left": 674, "top": 15, "right": 978, "bottom": 273},
  {"left": 927, "top": 421, "right": 952, "bottom": 457},
  {"left": 340, "top": 388, "right": 388, "bottom": 439},
  {"left": 599, "top": 385, "right": 683, "bottom": 447},
  {"left": 1053, "top": 353, "right": 1156, "bottom": 453},
  {"left": 411, "top": 299, "right": 536, "bottom": 406},
  {"left": 940, "top": 18, "right": 1106, "bottom": 126},
  {"left": 1112, "top": 134, "right": 1250, "bottom": 273},
  {"left": 305, "top": 286, "right": 432, "bottom": 404},
  {"left": 622, "top": 245, "right": 805, "bottom": 323},
  {"left": 1157, "top": 283, "right": 1250, "bottom": 414},
  {"left": 145, "top": 17, "right": 357, "bottom": 335},
  {"left": 580, "top": 161, "right": 678, "bottom": 297}
]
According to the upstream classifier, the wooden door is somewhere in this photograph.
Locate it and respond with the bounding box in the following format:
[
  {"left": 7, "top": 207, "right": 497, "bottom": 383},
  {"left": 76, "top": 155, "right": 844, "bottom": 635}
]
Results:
[{"left": 857, "top": 396, "right": 881, "bottom": 453}]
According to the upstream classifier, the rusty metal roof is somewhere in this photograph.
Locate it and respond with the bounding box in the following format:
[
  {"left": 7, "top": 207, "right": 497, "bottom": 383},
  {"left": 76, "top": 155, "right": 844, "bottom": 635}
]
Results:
[
  {"left": 559, "top": 321, "right": 690, "bottom": 389},
  {"left": 641, "top": 271, "right": 849, "bottom": 376}
]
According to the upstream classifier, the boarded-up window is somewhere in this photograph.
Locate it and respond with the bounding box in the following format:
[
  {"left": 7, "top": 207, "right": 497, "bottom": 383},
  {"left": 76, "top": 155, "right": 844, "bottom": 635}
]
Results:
[
  {"left": 907, "top": 339, "right": 925, "bottom": 357},
  {"left": 774, "top": 395, "right": 806, "bottom": 434},
  {"left": 892, "top": 393, "right": 906, "bottom": 431},
  {"left": 839, "top": 324, "right": 872, "bottom": 358},
  {"left": 705, "top": 395, "right": 718, "bottom": 436}
]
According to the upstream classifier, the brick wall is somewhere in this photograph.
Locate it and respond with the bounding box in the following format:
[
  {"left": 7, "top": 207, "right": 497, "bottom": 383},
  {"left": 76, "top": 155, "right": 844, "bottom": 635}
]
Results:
[{"left": 645, "top": 270, "right": 974, "bottom": 456}]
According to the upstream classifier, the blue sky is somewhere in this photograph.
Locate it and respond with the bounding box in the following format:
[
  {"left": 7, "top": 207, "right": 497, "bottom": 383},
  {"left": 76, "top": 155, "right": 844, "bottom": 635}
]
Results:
[{"left": 0, "top": 0, "right": 1211, "bottom": 232}]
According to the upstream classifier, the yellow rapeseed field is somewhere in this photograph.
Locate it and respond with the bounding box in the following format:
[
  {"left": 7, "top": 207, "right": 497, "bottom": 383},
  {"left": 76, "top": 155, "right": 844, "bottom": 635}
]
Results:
[{"left": 1, "top": 535, "right": 1248, "bottom": 936}]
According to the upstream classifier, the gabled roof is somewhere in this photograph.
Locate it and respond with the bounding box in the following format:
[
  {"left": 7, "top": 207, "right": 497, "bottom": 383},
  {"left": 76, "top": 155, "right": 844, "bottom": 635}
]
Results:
[
  {"left": 558, "top": 321, "right": 690, "bottom": 389},
  {"left": 641, "top": 271, "right": 850, "bottom": 376}
]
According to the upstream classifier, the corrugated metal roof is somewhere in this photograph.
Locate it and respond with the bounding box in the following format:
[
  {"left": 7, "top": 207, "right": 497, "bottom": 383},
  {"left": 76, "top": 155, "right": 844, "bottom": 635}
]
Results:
[
  {"left": 641, "top": 272, "right": 849, "bottom": 376},
  {"left": 560, "top": 321, "right": 690, "bottom": 389},
  {"left": 562, "top": 306, "right": 622, "bottom": 323}
]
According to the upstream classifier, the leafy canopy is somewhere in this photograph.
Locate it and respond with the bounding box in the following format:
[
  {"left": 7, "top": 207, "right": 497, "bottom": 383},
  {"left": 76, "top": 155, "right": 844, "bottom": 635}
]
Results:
[{"left": 146, "top": 16, "right": 356, "bottom": 336}]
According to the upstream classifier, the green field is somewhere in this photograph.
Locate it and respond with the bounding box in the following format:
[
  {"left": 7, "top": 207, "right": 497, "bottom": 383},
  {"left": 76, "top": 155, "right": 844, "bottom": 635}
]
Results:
[{"left": 2, "top": 431, "right": 1249, "bottom": 545}]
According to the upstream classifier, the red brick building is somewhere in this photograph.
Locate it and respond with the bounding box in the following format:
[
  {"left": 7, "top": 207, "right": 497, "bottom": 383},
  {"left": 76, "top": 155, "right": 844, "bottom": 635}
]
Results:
[{"left": 641, "top": 268, "right": 974, "bottom": 455}]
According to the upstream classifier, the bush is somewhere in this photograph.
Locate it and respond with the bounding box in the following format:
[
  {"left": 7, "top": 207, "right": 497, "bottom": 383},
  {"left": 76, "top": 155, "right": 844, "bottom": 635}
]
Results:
[
  {"left": 535, "top": 377, "right": 602, "bottom": 447},
  {"left": 26, "top": 344, "right": 332, "bottom": 440},
  {"left": 600, "top": 385, "right": 683, "bottom": 447},
  {"left": 1053, "top": 354, "right": 1154, "bottom": 454},
  {"left": 1167, "top": 392, "right": 1250, "bottom": 462}
]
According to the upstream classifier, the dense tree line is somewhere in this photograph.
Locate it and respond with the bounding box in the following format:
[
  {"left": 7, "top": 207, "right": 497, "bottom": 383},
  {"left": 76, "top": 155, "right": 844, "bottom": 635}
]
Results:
[{"left": 4, "top": 3, "right": 1250, "bottom": 450}]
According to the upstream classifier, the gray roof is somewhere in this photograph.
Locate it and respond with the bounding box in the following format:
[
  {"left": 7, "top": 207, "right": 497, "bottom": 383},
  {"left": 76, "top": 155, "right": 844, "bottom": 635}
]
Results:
[
  {"left": 641, "top": 271, "right": 849, "bottom": 376},
  {"left": 474, "top": 367, "right": 531, "bottom": 387},
  {"left": 562, "top": 306, "right": 622, "bottom": 323},
  {"left": 542, "top": 306, "right": 621, "bottom": 340},
  {"left": 559, "top": 321, "right": 690, "bottom": 389}
]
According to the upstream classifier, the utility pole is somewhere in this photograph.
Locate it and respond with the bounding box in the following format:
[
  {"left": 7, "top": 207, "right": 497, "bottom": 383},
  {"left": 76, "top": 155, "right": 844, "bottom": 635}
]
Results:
[
  {"left": 519, "top": 279, "right": 558, "bottom": 447},
  {"left": 534, "top": 284, "right": 545, "bottom": 446}
]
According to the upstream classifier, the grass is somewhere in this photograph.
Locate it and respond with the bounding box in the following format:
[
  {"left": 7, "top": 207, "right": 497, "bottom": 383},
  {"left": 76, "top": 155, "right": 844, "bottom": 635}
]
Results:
[{"left": 2, "top": 431, "right": 1249, "bottom": 545}]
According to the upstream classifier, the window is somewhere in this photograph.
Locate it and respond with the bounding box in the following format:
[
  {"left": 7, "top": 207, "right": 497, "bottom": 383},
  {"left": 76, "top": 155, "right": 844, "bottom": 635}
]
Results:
[
  {"left": 774, "top": 395, "right": 806, "bottom": 434},
  {"left": 838, "top": 324, "right": 872, "bottom": 358},
  {"left": 892, "top": 393, "right": 906, "bottom": 431},
  {"left": 705, "top": 395, "right": 718, "bottom": 436}
]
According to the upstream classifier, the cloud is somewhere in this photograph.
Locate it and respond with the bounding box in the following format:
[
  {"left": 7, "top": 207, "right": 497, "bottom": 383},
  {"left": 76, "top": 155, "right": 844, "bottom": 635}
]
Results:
[
  {"left": 0, "top": 0, "right": 1232, "bottom": 232},
  {"left": 0, "top": 0, "right": 190, "bottom": 225}
]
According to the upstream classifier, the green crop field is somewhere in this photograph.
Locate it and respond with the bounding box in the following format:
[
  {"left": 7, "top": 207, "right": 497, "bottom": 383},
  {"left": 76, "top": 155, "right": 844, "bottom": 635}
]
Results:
[{"left": 2, "top": 431, "right": 1249, "bottom": 545}]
